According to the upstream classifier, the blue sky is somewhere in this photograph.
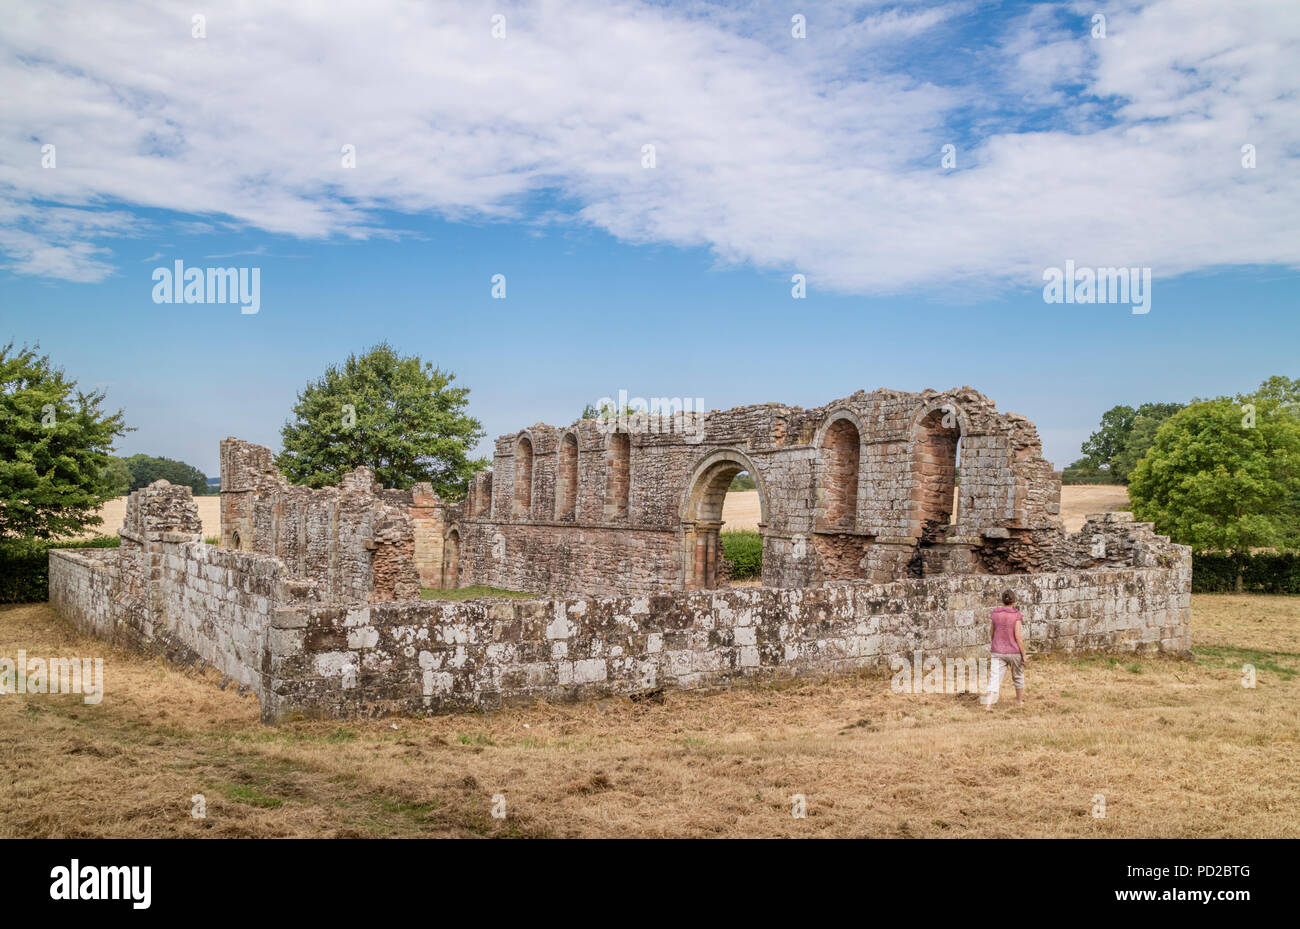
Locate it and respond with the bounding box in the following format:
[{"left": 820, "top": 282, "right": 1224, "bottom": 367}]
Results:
[{"left": 2, "top": 0, "right": 1298, "bottom": 476}]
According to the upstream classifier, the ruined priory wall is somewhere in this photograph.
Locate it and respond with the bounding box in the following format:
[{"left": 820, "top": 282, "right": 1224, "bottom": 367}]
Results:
[
  {"left": 48, "top": 549, "right": 120, "bottom": 642},
  {"left": 263, "top": 559, "right": 1192, "bottom": 721},
  {"left": 49, "top": 481, "right": 321, "bottom": 699},
  {"left": 220, "top": 438, "right": 419, "bottom": 602},
  {"left": 462, "top": 387, "right": 1068, "bottom": 596}
]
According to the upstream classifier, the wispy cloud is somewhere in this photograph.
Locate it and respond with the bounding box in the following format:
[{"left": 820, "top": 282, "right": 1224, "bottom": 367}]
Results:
[{"left": 1, "top": 0, "right": 1296, "bottom": 292}]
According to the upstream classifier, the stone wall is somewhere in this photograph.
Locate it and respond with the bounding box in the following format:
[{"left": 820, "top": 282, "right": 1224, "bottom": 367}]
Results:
[
  {"left": 219, "top": 438, "right": 420, "bottom": 602},
  {"left": 45, "top": 387, "right": 1193, "bottom": 726},
  {"left": 48, "top": 483, "right": 1192, "bottom": 724},
  {"left": 262, "top": 556, "right": 1192, "bottom": 722},
  {"left": 455, "top": 387, "right": 1069, "bottom": 597},
  {"left": 48, "top": 548, "right": 120, "bottom": 642},
  {"left": 50, "top": 481, "right": 316, "bottom": 698}
]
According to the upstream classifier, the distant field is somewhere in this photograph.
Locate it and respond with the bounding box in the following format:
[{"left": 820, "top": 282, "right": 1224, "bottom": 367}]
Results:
[
  {"left": 79, "top": 495, "right": 222, "bottom": 540},
  {"left": 721, "top": 485, "right": 1130, "bottom": 533}
]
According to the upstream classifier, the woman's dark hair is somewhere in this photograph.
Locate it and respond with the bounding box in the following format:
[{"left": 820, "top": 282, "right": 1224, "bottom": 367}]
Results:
[{"left": 1001, "top": 589, "right": 1016, "bottom": 606}]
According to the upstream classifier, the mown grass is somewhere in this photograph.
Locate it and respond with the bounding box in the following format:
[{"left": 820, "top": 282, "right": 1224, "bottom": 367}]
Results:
[{"left": 0, "top": 594, "right": 1297, "bottom": 837}]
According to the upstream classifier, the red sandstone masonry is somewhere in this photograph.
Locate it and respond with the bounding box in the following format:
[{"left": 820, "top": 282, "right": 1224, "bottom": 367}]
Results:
[
  {"left": 45, "top": 386, "right": 1193, "bottom": 724},
  {"left": 455, "top": 387, "right": 1071, "bottom": 596}
]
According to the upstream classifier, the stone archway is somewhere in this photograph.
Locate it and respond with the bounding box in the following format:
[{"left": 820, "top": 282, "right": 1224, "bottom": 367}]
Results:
[{"left": 680, "top": 450, "right": 768, "bottom": 590}]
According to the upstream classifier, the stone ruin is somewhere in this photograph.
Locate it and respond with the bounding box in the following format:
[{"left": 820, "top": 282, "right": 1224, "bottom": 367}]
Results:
[{"left": 49, "top": 386, "right": 1191, "bottom": 722}]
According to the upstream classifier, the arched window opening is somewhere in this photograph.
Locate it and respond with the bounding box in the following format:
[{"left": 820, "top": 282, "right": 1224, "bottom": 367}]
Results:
[
  {"left": 513, "top": 436, "right": 533, "bottom": 518},
  {"left": 557, "top": 433, "right": 578, "bottom": 520},
  {"left": 819, "top": 418, "right": 860, "bottom": 529},
  {"left": 683, "top": 457, "right": 764, "bottom": 590},
  {"left": 604, "top": 432, "right": 630, "bottom": 520},
  {"left": 913, "top": 408, "right": 960, "bottom": 539},
  {"left": 443, "top": 529, "right": 460, "bottom": 589}
]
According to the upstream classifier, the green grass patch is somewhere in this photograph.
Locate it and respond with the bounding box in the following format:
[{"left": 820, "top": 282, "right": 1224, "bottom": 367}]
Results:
[
  {"left": 1194, "top": 644, "right": 1299, "bottom": 681},
  {"left": 720, "top": 530, "right": 762, "bottom": 579},
  {"left": 216, "top": 782, "right": 284, "bottom": 809},
  {"left": 420, "top": 585, "right": 533, "bottom": 601},
  {"left": 456, "top": 731, "right": 496, "bottom": 746}
]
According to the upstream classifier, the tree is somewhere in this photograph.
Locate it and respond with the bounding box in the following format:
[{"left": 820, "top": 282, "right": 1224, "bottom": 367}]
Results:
[
  {"left": 124, "top": 454, "right": 210, "bottom": 495},
  {"left": 1129, "top": 387, "right": 1300, "bottom": 557},
  {"left": 1078, "top": 401, "right": 1185, "bottom": 482},
  {"left": 0, "top": 343, "right": 129, "bottom": 539},
  {"left": 277, "top": 343, "right": 487, "bottom": 498},
  {"left": 1108, "top": 402, "right": 1184, "bottom": 482},
  {"left": 1080, "top": 404, "right": 1135, "bottom": 471},
  {"left": 99, "top": 456, "right": 132, "bottom": 497}
]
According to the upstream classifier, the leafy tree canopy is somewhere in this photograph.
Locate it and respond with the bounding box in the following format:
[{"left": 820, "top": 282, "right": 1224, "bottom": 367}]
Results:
[
  {"left": 1079, "top": 401, "right": 1185, "bottom": 482},
  {"left": 277, "top": 343, "right": 487, "bottom": 499},
  {"left": 1129, "top": 381, "right": 1300, "bottom": 553},
  {"left": 99, "top": 456, "right": 132, "bottom": 497},
  {"left": 0, "top": 343, "right": 129, "bottom": 539}
]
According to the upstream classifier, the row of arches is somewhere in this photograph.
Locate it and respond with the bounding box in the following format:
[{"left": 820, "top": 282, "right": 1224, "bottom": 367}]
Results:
[
  {"left": 511, "top": 430, "right": 631, "bottom": 523},
  {"left": 815, "top": 406, "right": 964, "bottom": 536}
]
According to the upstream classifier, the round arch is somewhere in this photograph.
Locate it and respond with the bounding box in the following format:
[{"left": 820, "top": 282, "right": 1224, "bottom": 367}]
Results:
[
  {"left": 813, "top": 409, "right": 865, "bottom": 531},
  {"left": 679, "top": 448, "right": 769, "bottom": 590},
  {"left": 907, "top": 399, "right": 969, "bottom": 536},
  {"left": 512, "top": 431, "right": 536, "bottom": 519}
]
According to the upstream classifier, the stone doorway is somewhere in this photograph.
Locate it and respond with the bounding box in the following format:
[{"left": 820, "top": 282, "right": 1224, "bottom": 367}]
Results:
[{"left": 681, "top": 451, "right": 766, "bottom": 590}]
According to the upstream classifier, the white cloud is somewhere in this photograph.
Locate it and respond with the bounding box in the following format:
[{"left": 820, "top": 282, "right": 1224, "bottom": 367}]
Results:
[{"left": 0, "top": 0, "right": 1296, "bottom": 292}]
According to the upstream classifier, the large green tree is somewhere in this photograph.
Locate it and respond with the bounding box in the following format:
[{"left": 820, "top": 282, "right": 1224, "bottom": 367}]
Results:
[
  {"left": 1077, "top": 401, "right": 1185, "bottom": 482},
  {"left": 1129, "top": 385, "right": 1300, "bottom": 554},
  {"left": 1079, "top": 404, "right": 1136, "bottom": 471},
  {"left": 1108, "top": 402, "right": 1184, "bottom": 482},
  {"left": 277, "top": 344, "right": 487, "bottom": 498},
  {"left": 0, "top": 343, "right": 129, "bottom": 539}
]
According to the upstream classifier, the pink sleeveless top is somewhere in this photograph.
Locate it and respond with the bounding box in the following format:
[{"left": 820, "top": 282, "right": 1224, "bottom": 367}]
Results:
[{"left": 991, "top": 606, "right": 1022, "bottom": 655}]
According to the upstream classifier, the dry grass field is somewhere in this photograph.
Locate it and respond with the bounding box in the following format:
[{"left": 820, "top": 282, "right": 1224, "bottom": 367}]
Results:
[
  {"left": 2, "top": 593, "right": 1296, "bottom": 838},
  {"left": 722, "top": 485, "right": 1130, "bottom": 533}
]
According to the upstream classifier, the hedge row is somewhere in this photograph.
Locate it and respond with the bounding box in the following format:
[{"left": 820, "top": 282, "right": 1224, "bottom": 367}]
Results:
[
  {"left": 721, "top": 530, "right": 763, "bottom": 580},
  {"left": 1191, "top": 551, "right": 1300, "bottom": 594},
  {"left": 0, "top": 536, "right": 121, "bottom": 605}
]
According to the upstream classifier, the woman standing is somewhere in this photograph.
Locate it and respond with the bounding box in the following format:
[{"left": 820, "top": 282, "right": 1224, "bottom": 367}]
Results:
[{"left": 984, "top": 589, "right": 1027, "bottom": 710}]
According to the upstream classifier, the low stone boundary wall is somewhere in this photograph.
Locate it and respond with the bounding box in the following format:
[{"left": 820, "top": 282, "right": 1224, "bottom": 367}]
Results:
[
  {"left": 263, "top": 556, "right": 1191, "bottom": 722},
  {"left": 48, "top": 549, "right": 119, "bottom": 641},
  {"left": 50, "top": 536, "right": 306, "bottom": 699}
]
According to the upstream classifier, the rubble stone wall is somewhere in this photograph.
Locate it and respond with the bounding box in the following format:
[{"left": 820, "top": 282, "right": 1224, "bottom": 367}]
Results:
[
  {"left": 219, "top": 438, "right": 419, "bottom": 602},
  {"left": 49, "top": 481, "right": 317, "bottom": 698},
  {"left": 263, "top": 556, "right": 1192, "bottom": 722},
  {"left": 458, "top": 387, "right": 1067, "bottom": 597},
  {"left": 45, "top": 386, "right": 1193, "bottom": 725}
]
